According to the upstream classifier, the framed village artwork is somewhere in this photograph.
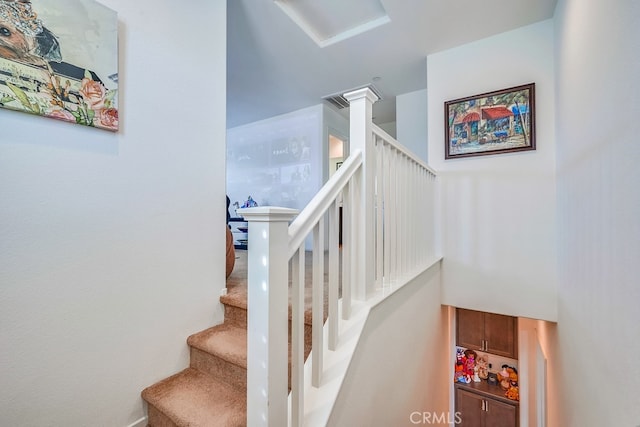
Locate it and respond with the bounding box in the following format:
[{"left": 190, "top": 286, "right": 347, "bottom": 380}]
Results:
[
  {"left": 444, "top": 83, "right": 535, "bottom": 159},
  {"left": 0, "top": 0, "right": 118, "bottom": 131}
]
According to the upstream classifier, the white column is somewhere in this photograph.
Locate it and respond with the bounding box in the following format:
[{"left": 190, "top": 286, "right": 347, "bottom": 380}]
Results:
[
  {"left": 343, "top": 88, "right": 378, "bottom": 298},
  {"left": 237, "top": 206, "right": 298, "bottom": 427}
]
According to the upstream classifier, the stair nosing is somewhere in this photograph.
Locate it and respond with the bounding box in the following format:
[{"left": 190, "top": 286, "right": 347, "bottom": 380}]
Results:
[
  {"left": 220, "top": 293, "right": 247, "bottom": 310},
  {"left": 187, "top": 324, "right": 247, "bottom": 369},
  {"left": 142, "top": 367, "right": 245, "bottom": 427}
]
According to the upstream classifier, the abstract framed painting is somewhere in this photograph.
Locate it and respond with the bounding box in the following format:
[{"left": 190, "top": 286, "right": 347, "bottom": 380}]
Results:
[
  {"left": 0, "top": 0, "right": 118, "bottom": 131},
  {"left": 444, "top": 83, "right": 535, "bottom": 159}
]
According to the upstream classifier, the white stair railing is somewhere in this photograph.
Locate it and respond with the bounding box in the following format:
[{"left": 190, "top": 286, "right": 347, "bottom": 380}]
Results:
[{"left": 238, "top": 88, "right": 438, "bottom": 427}]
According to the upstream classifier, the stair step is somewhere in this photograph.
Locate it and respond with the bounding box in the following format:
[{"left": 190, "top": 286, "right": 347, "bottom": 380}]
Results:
[
  {"left": 142, "top": 368, "right": 246, "bottom": 427},
  {"left": 141, "top": 249, "right": 321, "bottom": 425},
  {"left": 187, "top": 324, "right": 247, "bottom": 391},
  {"left": 220, "top": 290, "right": 247, "bottom": 311},
  {"left": 223, "top": 303, "right": 247, "bottom": 329},
  {"left": 222, "top": 289, "right": 315, "bottom": 326},
  {"left": 188, "top": 324, "right": 247, "bottom": 369},
  {"left": 220, "top": 288, "right": 248, "bottom": 328}
]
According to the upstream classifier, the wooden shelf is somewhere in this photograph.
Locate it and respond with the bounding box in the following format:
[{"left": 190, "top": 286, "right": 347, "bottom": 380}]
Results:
[{"left": 455, "top": 380, "right": 519, "bottom": 406}]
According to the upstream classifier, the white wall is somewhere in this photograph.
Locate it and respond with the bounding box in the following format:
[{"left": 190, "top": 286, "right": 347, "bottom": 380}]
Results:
[
  {"left": 397, "top": 89, "right": 428, "bottom": 162},
  {"left": 427, "top": 20, "right": 558, "bottom": 322},
  {"left": 377, "top": 121, "right": 397, "bottom": 139},
  {"left": 327, "top": 264, "right": 450, "bottom": 427},
  {"left": 0, "top": 1, "right": 227, "bottom": 426},
  {"left": 226, "top": 105, "right": 323, "bottom": 214},
  {"left": 548, "top": 0, "right": 640, "bottom": 425},
  {"left": 518, "top": 318, "right": 540, "bottom": 427}
]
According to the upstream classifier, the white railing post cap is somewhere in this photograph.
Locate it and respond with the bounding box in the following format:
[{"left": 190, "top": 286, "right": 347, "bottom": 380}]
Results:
[
  {"left": 237, "top": 206, "right": 299, "bottom": 222},
  {"left": 343, "top": 87, "right": 379, "bottom": 103}
]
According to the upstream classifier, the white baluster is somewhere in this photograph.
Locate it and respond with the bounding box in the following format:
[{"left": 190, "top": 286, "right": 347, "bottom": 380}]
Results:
[
  {"left": 312, "top": 218, "right": 325, "bottom": 387},
  {"left": 328, "top": 200, "right": 339, "bottom": 351},
  {"left": 383, "top": 142, "right": 391, "bottom": 286},
  {"left": 341, "top": 184, "right": 352, "bottom": 320},
  {"left": 389, "top": 147, "right": 398, "bottom": 283},
  {"left": 290, "top": 245, "right": 305, "bottom": 427},
  {"left": 375, "top": 137, "right": 384, "bottom": 287}
]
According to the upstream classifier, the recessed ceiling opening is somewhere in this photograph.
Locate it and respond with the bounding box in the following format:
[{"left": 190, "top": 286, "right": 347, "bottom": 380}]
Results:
[{"left": 274, "top": 0, "right": 390, "bottom": 47}]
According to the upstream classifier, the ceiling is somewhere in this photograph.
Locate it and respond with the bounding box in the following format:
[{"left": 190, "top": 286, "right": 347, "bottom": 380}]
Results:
[{"left": 227, "top": 0, "right": 557, "bottom": 129}]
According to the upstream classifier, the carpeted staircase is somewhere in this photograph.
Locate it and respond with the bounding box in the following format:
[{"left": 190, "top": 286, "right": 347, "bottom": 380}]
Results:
[{"left": 141, "top": 251, "right": 315, "bottom": 427}]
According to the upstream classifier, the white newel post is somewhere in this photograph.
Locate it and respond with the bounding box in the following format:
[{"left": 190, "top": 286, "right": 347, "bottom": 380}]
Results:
[
  {"left": 343, "top": 88, "right": 378, "bottom": 299},
  {"left": 237, "top": 207, "right": 299, "bottom": 427}
]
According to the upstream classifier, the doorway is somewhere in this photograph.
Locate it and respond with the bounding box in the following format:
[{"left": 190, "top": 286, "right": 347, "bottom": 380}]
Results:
[
  {"left": 328, "top": 133, "right": 346, "bottom": 178},
  {"left": 328, "top": 132, "right": 347, "bottom": 244}
]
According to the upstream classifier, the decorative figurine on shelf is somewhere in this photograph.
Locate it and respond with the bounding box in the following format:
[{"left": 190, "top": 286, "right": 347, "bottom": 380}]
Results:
[
  {"left": 464, "top": 349, "right": 477, "bottom": 378},
  {"left": 505, "top": 385, "right": 519, "bottom": 401},
  {"left": 499, "top": 365, "right": 511, "bottom": 390},
  {"left": 509, "top": 367, "right": 519, "bottom": 385},
  {"left": 454, "top": 348, "right": 469, "bottom": 383},
  {"left": 476, "top": 354, "right": 489, "bottom": 380},
  {"left": 454, "top": 364, "right": 467, "bottom": 383},
  {"left": 473, "top": 366, "right": 482, "bottom": 383},
  {"left": 241, "top": 195, "right": 258, "bottom": 208},
  {"left": 505, "top": 366, "right": 520, "bottom": 401},
  {"left": 498, "top": 365, "right": 518, "bottom": 391}
]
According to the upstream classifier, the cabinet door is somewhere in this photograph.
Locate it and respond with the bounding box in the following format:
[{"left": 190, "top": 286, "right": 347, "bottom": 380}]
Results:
[
  {"left": 484, "top": 397, "right": 518, "bottom": 427},
  {"left": 484, "top": 313, "right": 518, "bottom": 358},
  {"left": 455, "top": 388, "right": 484, "bottom": 427},
  {"left": 457, "top": 309, "right": 485, "bottom": 351}
]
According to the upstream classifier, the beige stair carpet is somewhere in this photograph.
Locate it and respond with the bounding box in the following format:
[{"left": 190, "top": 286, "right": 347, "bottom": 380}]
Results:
[{"left": 142, "top": 249, "right": 331, "bottom": 426}]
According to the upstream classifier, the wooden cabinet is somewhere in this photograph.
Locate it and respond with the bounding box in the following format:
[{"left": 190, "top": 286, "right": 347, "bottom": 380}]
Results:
[
  {"left": 457, "top": 309, "right": 484, "bottom": 351},
  {"left": 456, "top": 386, "right": 518, "bottom": 427},
  {"left": 457, "top": 308, "right": 518, "bottom": 359},
  {"left": 456, "top": 388, "right": 483, "bottom": 427}
]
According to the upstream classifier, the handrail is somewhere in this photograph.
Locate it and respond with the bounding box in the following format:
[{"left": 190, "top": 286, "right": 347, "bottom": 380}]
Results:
[
  {"left": 371, "top": 123, "right": 437, "bottom": 176},
  {"left": 287, "top": 149, "right": 363, "bottom": 258},
  {"left": 242, "top": 88, "right": 439, "bottom": 426}
]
